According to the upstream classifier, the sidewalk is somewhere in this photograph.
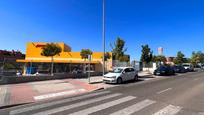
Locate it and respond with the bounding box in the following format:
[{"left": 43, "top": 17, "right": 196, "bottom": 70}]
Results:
[
  {"left": 0, "top": 78, "right": 105, "bottom": 108},
  {"left": 138, "top": 71, "right": 153, "bottom": 78},
  {"left": 0, "top": 72, "right": 156, "bottom": 108}
]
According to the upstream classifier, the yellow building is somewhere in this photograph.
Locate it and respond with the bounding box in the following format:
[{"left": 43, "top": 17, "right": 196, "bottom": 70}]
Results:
[{"left": 17, "top": 42, "right": 112, "bottom": 74}]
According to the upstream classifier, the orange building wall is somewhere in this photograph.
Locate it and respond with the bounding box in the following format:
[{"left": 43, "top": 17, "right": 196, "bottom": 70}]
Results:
[
  {"left": 25, "top": 42, "right": 109, "bottom": 59},
  {"left": 18, "top": 42, "right": 113, "bottom": 72}
]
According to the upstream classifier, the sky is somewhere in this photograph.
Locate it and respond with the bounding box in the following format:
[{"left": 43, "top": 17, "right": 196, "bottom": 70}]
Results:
[{"left": 0, "top": 0, "right": 204, "bottom": 61}]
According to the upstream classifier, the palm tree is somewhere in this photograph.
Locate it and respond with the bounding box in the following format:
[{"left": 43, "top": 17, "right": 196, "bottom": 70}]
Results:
[{"left": 41, "top": 43, "right": 62, "bottom": 76}]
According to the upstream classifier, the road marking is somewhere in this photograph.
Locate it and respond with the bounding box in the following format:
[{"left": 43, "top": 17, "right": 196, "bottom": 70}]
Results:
[
  {"left": 10, "top": 91, "right": 111, "bottom": 115},
  {"left": 110, "top": 99, "right": 156, "bottom": 115},
  {"left": 153, "top": 105, "right": 182, "bottom": 115},
  {"left": 32, "top": 93, "right": 122, "bottom": 115},
  {"left": 194, "top": 78, "right": 199, "bottom": 81},
  {"left": 198, "top": 112, "right": 204, "bottom": 115},
  {"left": 157, "top": 88, "right": 172, "bottom": 94},
  {"left": 34, "top": 88, "right": 87, "bottom": 100},
  {"left": 69, "top": 96, "right": 136, "bottom": 115}
]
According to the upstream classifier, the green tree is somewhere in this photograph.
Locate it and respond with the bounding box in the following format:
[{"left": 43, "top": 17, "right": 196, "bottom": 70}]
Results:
[
  {"left": 173, "top": 51, "right": 185, "bottom": 65},
  {"left": 119, "top": 55, "right": 130, "bottom": 62},
  {"left": 140, "top": 44, "right": 153, "bottom": 73},
  {"left": 153, "top": 55, "right": 167, "bottom": 64},
  {"left": 140, "top": 44, "right": 153, "bottom": 65},
  {"left": 110, "top": 37, "right": 127, "bottom": 61},
  {"left": 104, "top": 52, "right": 111, "bottom": 61},
  {"left": 184, "top": 58, "right": 191, "bottom": 63},
  {"left": 80, "top": 49, "right": 93, "bottom": 72},
  {"left": 191, "top": 51, "right": 204, "bottom": 65},
  {"left": 80, "top": 49, "right": 93, "bottom": 61},
  {"left": 41, "top": 43, "right": 62, "bottom": 75}
]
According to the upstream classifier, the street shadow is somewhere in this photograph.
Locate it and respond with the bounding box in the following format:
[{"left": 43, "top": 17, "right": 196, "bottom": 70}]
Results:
[
  {"left": 138, "top": 75, "right": 154, "bottom": 78},
  {"left": 120, "top": 79, "right": 144, "bottom": 85}
]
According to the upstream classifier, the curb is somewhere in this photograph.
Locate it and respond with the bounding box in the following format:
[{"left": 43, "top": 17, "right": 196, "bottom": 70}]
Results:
[
  {"left": 91, "top": 87, "right": 105, "bottom": 91},
  {"left": 0, "top": 102, "right": 33, "bottom": 110},
  {"left": 138, "top": 74, "right": 154, "bottom": 78},
  {"left": 89, "top": 81, "right": 103, "bottom": 84}
]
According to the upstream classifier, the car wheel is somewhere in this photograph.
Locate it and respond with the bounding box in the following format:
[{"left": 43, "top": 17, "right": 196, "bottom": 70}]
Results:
[
  {"left": 172, "top": 71, "right": 175, "bottom": 75},
  {"left": 117, "top": 77, "right": 123, "bottom": 84},
  {"left": 134, "top": 74, "right": 138, "bottom": 81}
]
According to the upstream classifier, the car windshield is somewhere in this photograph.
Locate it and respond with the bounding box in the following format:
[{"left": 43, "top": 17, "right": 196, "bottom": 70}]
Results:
[{"left": 111, "top": 68, "right": 123, "bottom": 73}]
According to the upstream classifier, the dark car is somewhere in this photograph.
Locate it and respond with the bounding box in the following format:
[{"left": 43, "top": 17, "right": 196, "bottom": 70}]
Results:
[
  {"left": 202, "top": 64, "right": 204, "bottom": 69},
  {"left": 173, "top": 65, "right": 186, "bottom": 73},
  {"left": 154, "top": 66, "right": 175, "bottom": 76}
]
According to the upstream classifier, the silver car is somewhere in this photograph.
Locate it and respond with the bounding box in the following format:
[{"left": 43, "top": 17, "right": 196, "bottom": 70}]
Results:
[{"left": 103, "top": 67, "right": 138, "bottom": 84}]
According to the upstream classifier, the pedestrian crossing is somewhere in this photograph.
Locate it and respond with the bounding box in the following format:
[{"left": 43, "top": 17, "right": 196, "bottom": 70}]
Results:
[
  {"left": 9, "top": 90, "right": 203, "bottom": 115},
  {"left": 152, "top": 105, "right": 182, "bottom": 115},
  {"left": 110, "top": 99, "right": 156, "bottom": 115},
  {"left": 33, "top": 93, "right": 123, "bottom": 115}
]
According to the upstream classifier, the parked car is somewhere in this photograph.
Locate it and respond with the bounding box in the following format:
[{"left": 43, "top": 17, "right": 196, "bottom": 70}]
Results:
[
  {"left": 201, "top": 64, "right": 204, "bottom": 69},
  {"left": 173, "top": 65, "right": 186, "bottom": 73},
  {"left": 154, "top": 65, "right": 175, "bottom": 76},
  {"left": 183, "top": 63, "right": 194, "bottom": 72},
  {"left": 103, "top": 67, "right": 138, "bottom": 84}
]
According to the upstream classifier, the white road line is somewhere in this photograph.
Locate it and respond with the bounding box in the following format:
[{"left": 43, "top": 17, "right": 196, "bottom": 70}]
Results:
[
  {"left": 194, "top": 78, "right": 199, "bottom": 81},
  {"left": 153, "top": 105, "right": 182, "bottom": 115},
  {"left": 198, "top": 112, "right": 204, "bottom": 115},
  {"left": 32, "top": 93, "right": 122, "bottom": 115},
  {"left": 157, "top": 88, "right": 172, "bottom": 94},
  {"left": 34, "top": 89, "right": 87, "bottom": 100},
  {"left": 110, "top": 99, "right": 156, "bottom": 115},
  {"left": 69, "top": 96, "right": 136, "bottom": 115},
  {"left": 10, "top": 91, "right": 110, "bottom": 115}
]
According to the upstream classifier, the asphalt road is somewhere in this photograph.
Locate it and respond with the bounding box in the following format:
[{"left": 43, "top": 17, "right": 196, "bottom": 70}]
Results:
[{"left": 1, "top": 70, "right": 204, "bottom": 115}]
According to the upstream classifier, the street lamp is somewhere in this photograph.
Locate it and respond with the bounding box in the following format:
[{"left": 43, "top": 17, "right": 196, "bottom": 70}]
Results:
[{"left": 102, "top": 0, "right": 106, "bottom": 75}]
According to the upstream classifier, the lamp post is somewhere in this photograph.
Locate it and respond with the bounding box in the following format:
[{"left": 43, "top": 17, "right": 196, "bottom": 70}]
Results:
[
  {"left": 88, "top": 54, "right": 92, "bottom": 83},
  {"left": 102, "top": 0, "right": 106, "bottom": 75}
]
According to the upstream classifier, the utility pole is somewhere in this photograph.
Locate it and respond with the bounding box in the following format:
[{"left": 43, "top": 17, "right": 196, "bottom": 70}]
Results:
[{"left": 102, "top": 0, "right": 106, "bottom": 75}]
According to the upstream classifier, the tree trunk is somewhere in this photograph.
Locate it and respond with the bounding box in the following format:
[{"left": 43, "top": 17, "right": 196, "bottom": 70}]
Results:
[{"left": 51, "top": 56, "right": 54, "bottom": 76}]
